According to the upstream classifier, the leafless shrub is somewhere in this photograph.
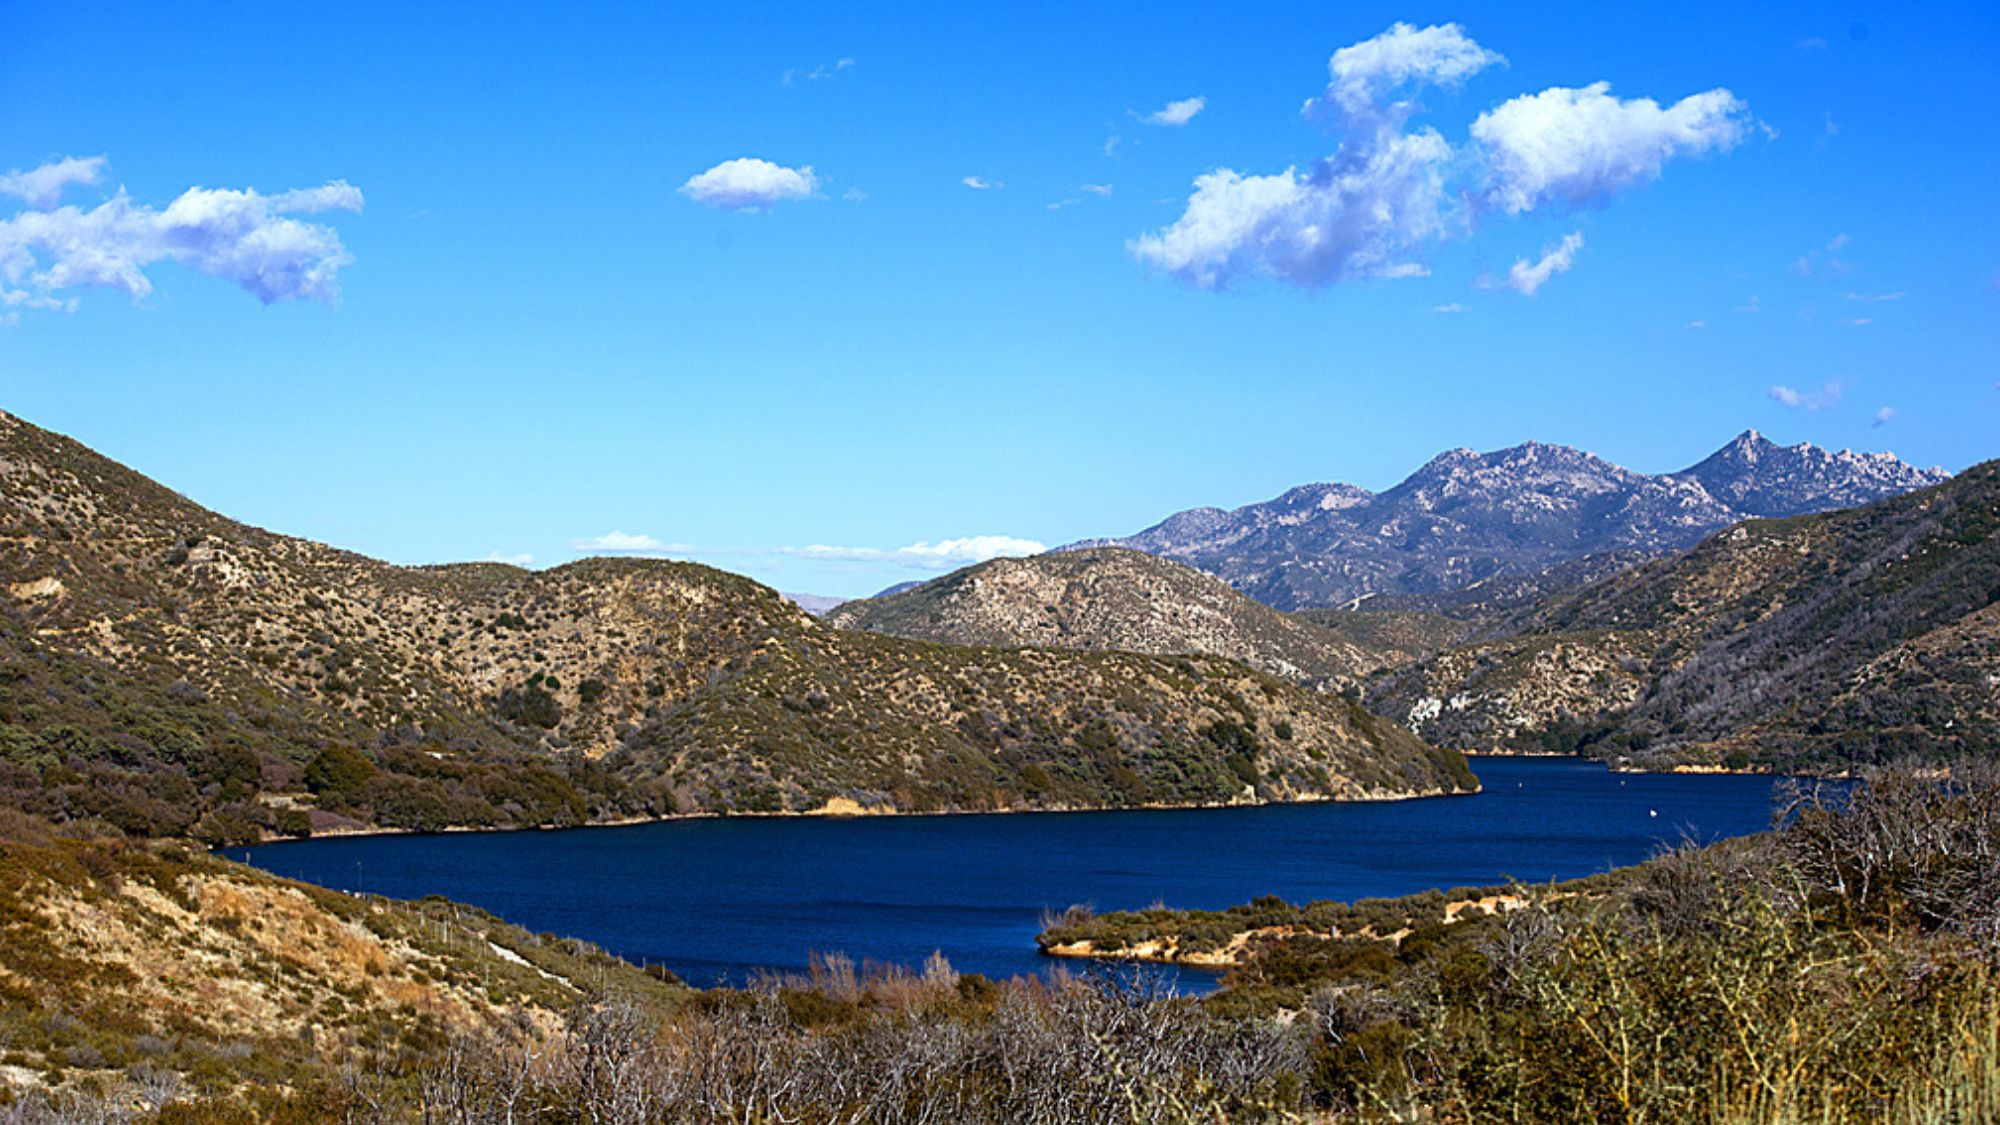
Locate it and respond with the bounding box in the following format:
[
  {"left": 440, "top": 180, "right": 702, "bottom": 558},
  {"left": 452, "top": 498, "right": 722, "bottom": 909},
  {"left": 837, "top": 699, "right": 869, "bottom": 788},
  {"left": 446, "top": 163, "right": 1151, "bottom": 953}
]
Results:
[{"left": 1780, "top": 763, "right": 2000, "bottom": 942}]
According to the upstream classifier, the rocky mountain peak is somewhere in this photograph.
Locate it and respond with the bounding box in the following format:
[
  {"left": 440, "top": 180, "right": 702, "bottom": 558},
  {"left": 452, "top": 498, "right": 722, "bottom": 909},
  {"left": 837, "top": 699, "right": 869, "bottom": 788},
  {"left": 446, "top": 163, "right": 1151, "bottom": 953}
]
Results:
[{"left": 1067, "top": 431, "right": 1953, "bottom": 610}]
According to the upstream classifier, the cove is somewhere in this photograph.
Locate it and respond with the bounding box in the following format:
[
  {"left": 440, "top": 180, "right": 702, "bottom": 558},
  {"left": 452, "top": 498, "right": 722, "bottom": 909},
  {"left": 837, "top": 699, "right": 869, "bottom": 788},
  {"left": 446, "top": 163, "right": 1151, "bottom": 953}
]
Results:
[{"left": 236, "top": 757, "right": 1783, "bottom": 990}]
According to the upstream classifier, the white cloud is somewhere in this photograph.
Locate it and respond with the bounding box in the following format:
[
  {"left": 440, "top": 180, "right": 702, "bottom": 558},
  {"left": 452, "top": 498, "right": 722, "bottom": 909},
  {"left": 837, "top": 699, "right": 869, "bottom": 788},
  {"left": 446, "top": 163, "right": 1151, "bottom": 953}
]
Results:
[
  {"left": 785, "top": 535, "right": 1045, "bottom": 569},
  {"left": 1506, "top": 230, "right": 1583, "bottom": 295},
  {"left": 1734, "top": 295, "right": 1762, "bottom": 314},
  {"left": 1312, "top": 22, "right": 1503, "bottom": 130},
  {"left": 783, "top": 57, "right": 855, "bottom": 85},
  {"left": 1135, "top": 23, "right": 1750, "bottom": 292},
  {"left": 1844, "top": 317, "right": 1872, "bottom": 327},
  {"left": 482, "top": 551, "right": 534, "bottom": 566},
  {"left": 1796, "top": 36, "right": 1830, "bottom": 51},
  {"left": 0, "top": 173, "right": 363, "bottom": 307},
  {"left": 1432, "top": 302, "right": 1465, "bottom": 314},
  {"left": 842, "top": 187, "right": 867, "bottom": 202},
  {"left": 1143, "top": 96, "right": 1206, "bottom": 126},
  {"left": 1688, "top": 319, "right": 1706, "bottom": 329},
  {"left": 1847, "top": 291, "right": 1904, "bottom": 303},
  {"left": 1873, "top": 406, "right": 1895, "bottom": 427},
  {"left": 1131, "top": 129, "right": 1453, "bottom": 288},
  {"left": 1103, "top": 136, "right": 1123, "bottom": 157},
  {"left": 961, "top": 175, "right": 1001, "bottom": 190},
  {"left": 0, "top": 156, "right": 107, "bottom": 209},
  {"left": 1472, "top": 82, "right": 1750, "bottom": 214},
  {"left": 1048, "top": 184, "right": 1113, "bottom": 210},
  {"left": 569, "top": 530, "right": 668, "bottom": 552},
  {"left": 680, "top": 158, "right": 819, "bottom": 210},
  {"left": 1132, "top": 23, "right": 1500, "bottom": 290},
  {"left": 1769, "top": 381, "right": 1843, "bottom": 411}
]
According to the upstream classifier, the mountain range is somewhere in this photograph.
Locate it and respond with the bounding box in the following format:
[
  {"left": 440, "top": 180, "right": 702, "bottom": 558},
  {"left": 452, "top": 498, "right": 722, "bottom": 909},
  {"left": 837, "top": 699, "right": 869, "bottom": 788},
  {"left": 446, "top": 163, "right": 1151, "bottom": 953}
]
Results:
[
  {"left": 1067, "top": 431, "right": 1949, "bottom": 611},
  {"left": 1369, "top": 461, "right": 2000, "bottom": 769},
  {"left": 0, "top": 410, "right": 1471, "bottom": 842}
]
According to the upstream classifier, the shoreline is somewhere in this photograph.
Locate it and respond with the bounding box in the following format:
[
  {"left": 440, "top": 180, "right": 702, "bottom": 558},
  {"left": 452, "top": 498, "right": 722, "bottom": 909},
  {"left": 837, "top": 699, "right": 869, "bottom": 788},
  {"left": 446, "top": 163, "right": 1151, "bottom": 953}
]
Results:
[{"left": 239, "top": 779, "right": 1483, "bottom": 850}]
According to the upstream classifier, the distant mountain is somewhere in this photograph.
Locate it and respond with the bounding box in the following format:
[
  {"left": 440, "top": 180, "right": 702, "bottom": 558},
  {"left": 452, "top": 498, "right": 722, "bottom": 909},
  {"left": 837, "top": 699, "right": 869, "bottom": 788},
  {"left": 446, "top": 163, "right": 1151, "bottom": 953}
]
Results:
[
  {"left": 1067, "top": 431, "right": 1949, "bottom": 610},
  {"left": 783, "top": 592, "right": 850, "bottom": 616},
  {"left": 827, "top": 548, "right": 1387, "bottom": 687},
  {"left": 0, "top": 410, "right": 1472, "bottom": 840},
  {"left": 1369, "top": 461, "right": 2000, "bottom": 770},
  {"left": 875, "top": 580, "right": 925, "bottom": 598}
]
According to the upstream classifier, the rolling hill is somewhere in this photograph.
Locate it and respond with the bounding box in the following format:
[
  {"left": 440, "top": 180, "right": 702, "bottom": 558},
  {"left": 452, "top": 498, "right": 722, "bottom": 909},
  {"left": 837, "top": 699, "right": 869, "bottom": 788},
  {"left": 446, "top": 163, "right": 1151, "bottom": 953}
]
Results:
[
  {"left": 826, "top": 547, "right": 1388, "bottom": 687},
  {"left": 0, "top": 410, "right": 1474, "bottom": 840}
]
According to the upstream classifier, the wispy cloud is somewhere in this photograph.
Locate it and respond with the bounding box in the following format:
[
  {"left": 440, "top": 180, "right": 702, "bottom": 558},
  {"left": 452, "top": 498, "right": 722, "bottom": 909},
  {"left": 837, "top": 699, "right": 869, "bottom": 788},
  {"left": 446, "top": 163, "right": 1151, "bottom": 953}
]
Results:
[
  {"left": 961, "top": 175, "right": 1002, "bottom": 190},
  {"left": 1792, "top": 233, "right": 1851, "bottom": 277},
  {"left": 782, "top": 56, "right": 855, "bottom": 86},
  {"left": 482, "top": 551, "right": 534, "bottom": 567},
  {"left": 1507, "top": 231, "right": 1583, "bottom": 295},
  {"left": 778, "top": 535, "right": 1046, "bottom": 569},
  {"left": 1048, "top": 183, "right": 1113, "bottom": 210},
  {"left": 570, "top": 530, "right": 670, "bottom": 552},
  {"left": 1796, "top": 36, "right": 1830, "bottom": 51},
  {"left": 1142, "top": 96, "right": 1206, "bottom": 126},
  {"left": 0, "top": 155, "right": 106, "bottom": 209},
  {"left": 565, "top": 532, "right": 1046, "bottom": 572},
  {"left": 1872, "top": 406, "right": 1895, "bottom": 427},
  {"left": 1846, "top": 291, "right": 1904, "bottom": 303},
  {"left": 1769, "top": 380, "right": 1844, "bottom": 411},
  {"left": 1432, "top": 302, "right": 1465, "bottom": 314},
  {"left": 1132, "top": 21, "right": 1750, "bottom": 291},
  {"left": 680, "top": 158, "right": 819, "bottom": 210},
  {"left": 1687, "top": 319, "right": 1706, "bottom": 329},
  {"left": 1734, "top": 295, "right": 1762, "bottom": 314},
  {"left": 0, "top": 160, "right": 363, "bottom": 310}
]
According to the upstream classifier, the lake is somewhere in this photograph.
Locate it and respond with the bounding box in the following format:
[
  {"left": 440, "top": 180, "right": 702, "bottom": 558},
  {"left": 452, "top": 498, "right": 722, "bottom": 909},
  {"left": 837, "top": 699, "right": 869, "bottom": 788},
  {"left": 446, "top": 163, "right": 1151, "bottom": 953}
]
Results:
[{"left": 236, "top": 757, "right": 1784, "bottom": 990}]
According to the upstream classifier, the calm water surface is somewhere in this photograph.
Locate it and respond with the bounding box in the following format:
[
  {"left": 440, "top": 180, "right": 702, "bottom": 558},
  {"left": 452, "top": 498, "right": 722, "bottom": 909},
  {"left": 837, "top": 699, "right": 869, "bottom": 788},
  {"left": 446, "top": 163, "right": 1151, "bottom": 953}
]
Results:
[{"left": 238, "top": 758, "right": 1781, "bottom": 989}]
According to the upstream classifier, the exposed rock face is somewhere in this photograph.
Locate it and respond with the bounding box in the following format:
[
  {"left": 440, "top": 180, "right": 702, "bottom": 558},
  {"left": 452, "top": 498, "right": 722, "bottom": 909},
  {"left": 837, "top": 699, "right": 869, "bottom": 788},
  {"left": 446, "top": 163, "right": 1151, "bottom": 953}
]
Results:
[
  {"left": 827, "top": 548, "right": 1382, "bottom": 687},
  {"left": 1370, "top": 462, "right": 2000, "bottom": 771},
  {"left": 1069, "top": 432, "right": 1949, "bottom": 611},
  {"left": 0, "top": 410, "right": 1474, "bottom": 834}
]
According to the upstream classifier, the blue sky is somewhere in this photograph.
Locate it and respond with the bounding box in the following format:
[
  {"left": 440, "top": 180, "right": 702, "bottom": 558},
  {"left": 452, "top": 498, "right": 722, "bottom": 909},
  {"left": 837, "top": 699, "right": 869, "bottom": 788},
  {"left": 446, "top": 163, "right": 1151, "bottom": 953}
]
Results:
[{"left": 2, "top": 2, "right": 1995, "bottom": 596}]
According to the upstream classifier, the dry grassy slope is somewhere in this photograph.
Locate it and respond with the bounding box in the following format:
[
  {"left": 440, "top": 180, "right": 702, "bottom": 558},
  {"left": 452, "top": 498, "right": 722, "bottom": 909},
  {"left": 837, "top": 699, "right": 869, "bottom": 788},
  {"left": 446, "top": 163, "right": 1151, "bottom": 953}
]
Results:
[
  {"left": 1370, "top": 462, "right": 2000, "bottom": 769},
  {"left": 0, "top": 411, "right": 1473, "bottom": 824},
  {"left": 826, "top": 548, "right": 1381, "bottom": 686},
  {"left": 0, "top": 812, "right": 679, "bottom": 1093}
]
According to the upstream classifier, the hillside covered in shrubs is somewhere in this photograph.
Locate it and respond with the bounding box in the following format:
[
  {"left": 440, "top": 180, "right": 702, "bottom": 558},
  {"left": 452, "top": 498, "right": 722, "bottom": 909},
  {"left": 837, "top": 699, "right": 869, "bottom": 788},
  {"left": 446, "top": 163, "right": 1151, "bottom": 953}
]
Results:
[
  {"left": 1371, "top": 462, "right": 2000, "bottom": 772},
  {"left": 0, "top": 410, "right": 1472, "bottom": 842}
]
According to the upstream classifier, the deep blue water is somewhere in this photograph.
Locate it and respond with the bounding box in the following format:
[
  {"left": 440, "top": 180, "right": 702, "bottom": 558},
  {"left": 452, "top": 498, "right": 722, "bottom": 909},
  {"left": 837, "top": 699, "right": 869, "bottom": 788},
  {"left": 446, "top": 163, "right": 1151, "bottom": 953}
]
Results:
[{"left": 236, "top": 758, "right": 1781, "bottom": 990}]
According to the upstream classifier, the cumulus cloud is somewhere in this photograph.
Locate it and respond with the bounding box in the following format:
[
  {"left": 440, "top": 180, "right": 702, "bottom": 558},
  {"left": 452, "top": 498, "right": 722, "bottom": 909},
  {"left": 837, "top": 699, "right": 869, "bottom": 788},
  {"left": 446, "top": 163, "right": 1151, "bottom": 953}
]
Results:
[
  {"left": 680, "top": 158, "right": 819, "bottom": 210},
  {"left": 0, "top": 167, "right": 363, "bottom": 307},
  {"left": 961, "top": 175, "right": 1001, "bottom": 190},
  {"left": 1310, "top": 22, "right": 1503, "bottom": 129},
  {"left": 1134, "top": 23, "right": 1749, "bottom": 292},
  {"left": 0, "top": 155, "right": 107, "bottom": 209},
  {"left": 1507, "top": 230, "right": 1583, "bottom": 295},
  {"left": 1132, "top": 23, "right": 1499, "bottom": 290},
  {"left": 569, "top": 531, "right": 669, "bottom": 552},
  {"left": 1472, "top": 83, "right": 1751, "bottom": 214},
  {"left": 1143, "top": 96, "right": 1206, "bottom": 126},
  {"left": 1769, "top": 381, "right": 1843, "bottom": 411}
]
